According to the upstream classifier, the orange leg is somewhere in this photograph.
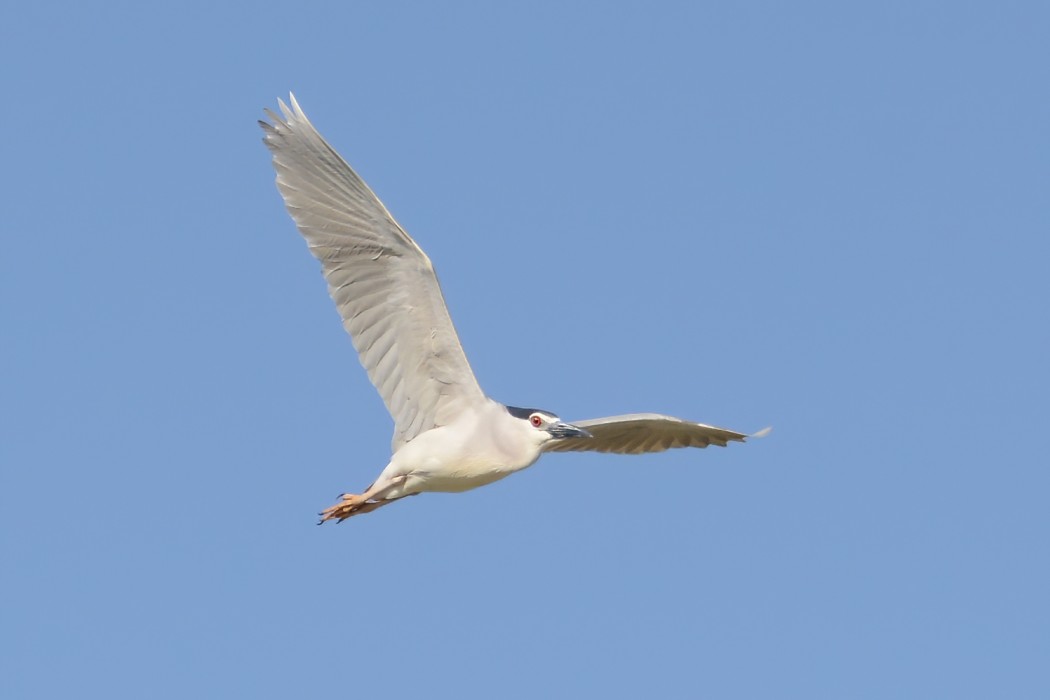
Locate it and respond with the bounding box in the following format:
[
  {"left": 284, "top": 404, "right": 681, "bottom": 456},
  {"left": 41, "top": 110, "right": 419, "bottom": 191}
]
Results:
[{"left": 317, "top": 475, "right": 408, "bottom": 524}]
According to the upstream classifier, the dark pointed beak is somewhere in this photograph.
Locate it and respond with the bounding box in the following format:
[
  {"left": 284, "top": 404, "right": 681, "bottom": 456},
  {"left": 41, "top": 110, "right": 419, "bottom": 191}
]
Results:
[{"left": 548, "top": 421, "right": 592, "bottom": 439}]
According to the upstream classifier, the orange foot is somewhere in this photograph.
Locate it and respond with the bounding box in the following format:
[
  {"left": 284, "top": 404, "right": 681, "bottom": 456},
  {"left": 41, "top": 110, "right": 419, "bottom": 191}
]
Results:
[{"left": 318, "top": 493, "right": 388, "bottom": 524}]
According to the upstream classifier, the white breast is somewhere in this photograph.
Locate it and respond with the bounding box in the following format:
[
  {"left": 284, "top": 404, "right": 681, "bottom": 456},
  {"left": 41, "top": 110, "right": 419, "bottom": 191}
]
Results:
[{"left": 378, "top": 401, "right": 543, "bottom": 496}]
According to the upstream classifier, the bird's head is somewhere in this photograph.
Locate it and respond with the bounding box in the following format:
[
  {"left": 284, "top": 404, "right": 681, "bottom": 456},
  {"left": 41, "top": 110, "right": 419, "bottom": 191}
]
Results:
[{"left": 505, "top": 406, "right": 592, "bottom": 446}]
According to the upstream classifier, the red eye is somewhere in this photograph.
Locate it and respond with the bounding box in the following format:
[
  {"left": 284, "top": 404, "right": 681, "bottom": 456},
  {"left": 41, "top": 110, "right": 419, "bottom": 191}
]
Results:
[{"left": 530, "top": 415, "right": 543, "bottom": 427}]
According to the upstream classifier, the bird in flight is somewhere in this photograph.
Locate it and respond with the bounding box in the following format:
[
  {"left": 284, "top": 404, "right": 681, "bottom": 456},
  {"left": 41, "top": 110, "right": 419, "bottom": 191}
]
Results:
[{"left": 260, "top": 95, "right": 765, "bottom": 523}]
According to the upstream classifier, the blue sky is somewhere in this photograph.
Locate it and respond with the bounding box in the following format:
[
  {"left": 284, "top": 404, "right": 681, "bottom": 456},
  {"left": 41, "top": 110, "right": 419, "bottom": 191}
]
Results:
[{"left": 3, "top": 2, "right": 1048, "bottom": 697}]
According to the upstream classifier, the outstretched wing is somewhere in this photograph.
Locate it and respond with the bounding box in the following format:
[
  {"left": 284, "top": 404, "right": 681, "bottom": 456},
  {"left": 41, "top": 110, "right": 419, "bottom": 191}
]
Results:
[
  {"left": 543, "top": 413, "right": 753, "bottom": 454},
  {"left": 260, "top": 95, "right": 486, "bottom": 451}
]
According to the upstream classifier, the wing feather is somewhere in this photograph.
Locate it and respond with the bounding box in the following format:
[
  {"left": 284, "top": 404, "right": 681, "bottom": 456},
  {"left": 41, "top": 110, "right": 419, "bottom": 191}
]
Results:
[
  {"left": 543, "top": 413, "right": 749, "bottom": 454},
  {"left": 261, "top": 95, "right": 486, "bottom": 450}
]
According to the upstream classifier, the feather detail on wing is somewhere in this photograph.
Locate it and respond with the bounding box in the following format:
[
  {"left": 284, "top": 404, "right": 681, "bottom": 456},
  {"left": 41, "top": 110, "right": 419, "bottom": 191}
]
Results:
[
  {"left": 543, "top": 413, "right": 752, "bottom": 454},
  {"left": 260, "top": 95, "right": 485, "bottom": 451}
]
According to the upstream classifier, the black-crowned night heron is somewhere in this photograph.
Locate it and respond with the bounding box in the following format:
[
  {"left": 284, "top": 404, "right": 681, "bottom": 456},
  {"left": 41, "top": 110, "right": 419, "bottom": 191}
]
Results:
[{"left": 260, "top": 95, "right": 766, "bottom": 523}]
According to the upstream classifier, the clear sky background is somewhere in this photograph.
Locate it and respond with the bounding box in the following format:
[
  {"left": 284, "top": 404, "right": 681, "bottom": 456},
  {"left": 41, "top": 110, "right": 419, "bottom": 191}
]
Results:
[{"left": 3, "top": 2, "right": 1048, "bottom": 698}]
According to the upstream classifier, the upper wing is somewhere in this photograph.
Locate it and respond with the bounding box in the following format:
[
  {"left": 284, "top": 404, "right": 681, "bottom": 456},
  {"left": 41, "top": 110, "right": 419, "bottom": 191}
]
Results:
[
  {"left": 260, "top": 95, "right": 486, "bottom": 451},
  {"left": 542, "top": 413, "right": 752, "bottom": 454}
]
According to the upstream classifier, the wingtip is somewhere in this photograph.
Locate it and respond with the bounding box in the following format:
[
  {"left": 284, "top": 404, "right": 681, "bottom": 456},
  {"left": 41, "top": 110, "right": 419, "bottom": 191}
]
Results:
[{"left": 270, "top": 92, "right": 310, "bottom": 126}]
